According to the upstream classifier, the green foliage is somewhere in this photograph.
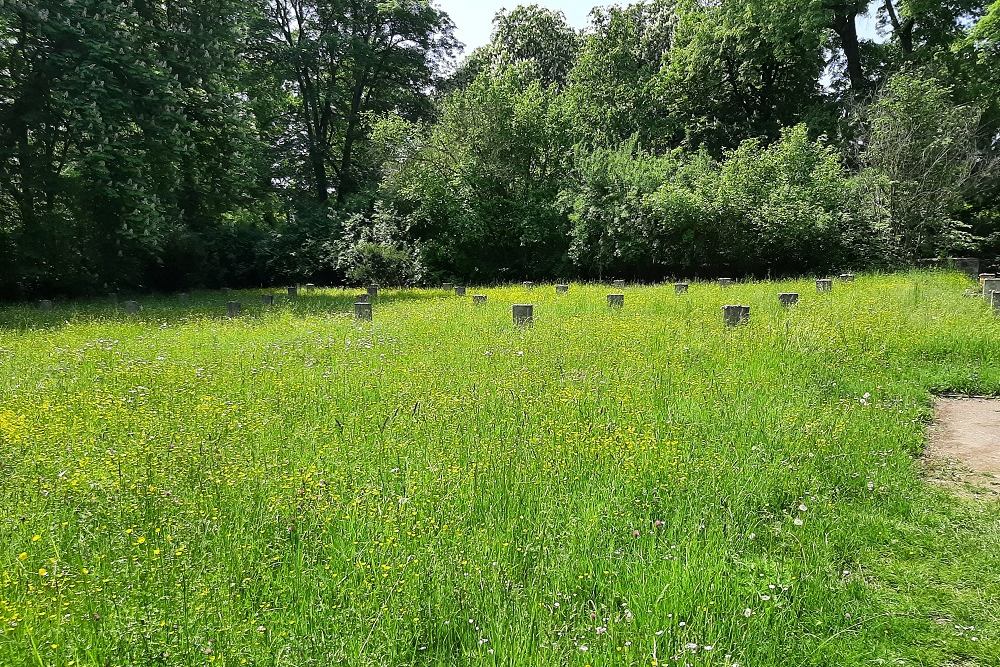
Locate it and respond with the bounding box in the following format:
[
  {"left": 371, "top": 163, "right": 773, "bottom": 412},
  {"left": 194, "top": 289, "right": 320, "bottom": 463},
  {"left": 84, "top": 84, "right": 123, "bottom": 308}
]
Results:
[
  {"left": 972, "top": 0, "right": 1000, "bottom": 42},
  {"left": 0, "top": 0, "right": 456, "bottom": 297},
  {"left": 486, "top": 5, "right": 581, "bottom": 87},
  {"left": 559, "top": 0, "right": 679, "bottom": 149},
  {"left": 340, "top": 242, "right": 421, "bottom": 286},
  {"left": 378, "top": 65, "right": 572, "bottom": 281},
  {"left": 2, "top": 0, "right": 998, "bottom": 295},
  {"left": 563, "top": 126, "right": 881, "bottom": 278},
  {"left": 338, "top": 203, "right": 424, "bottom": 286},
  {"left": 654, "top": 0, "right": 827, "bottom": 153},
  {"left": 861, "top": 73, "right": 983, "bottom": 260},
  {"left": 0, "top": 0, "right": 268, "bottom": 296},
  {"left": 257, "top": 0, "right": 457, "bottom": 204}
]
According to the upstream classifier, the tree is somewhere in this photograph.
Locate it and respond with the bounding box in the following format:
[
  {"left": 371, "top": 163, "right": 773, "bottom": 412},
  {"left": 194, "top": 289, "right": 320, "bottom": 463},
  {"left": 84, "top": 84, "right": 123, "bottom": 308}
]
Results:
[
  {"left": 877, "top": 0, "right": 988, "bottom": 58},
  {"left": 861, "top": 73, "right": 983, "bottom": 259},
  {"left": 486, "top": 5, "right": 580, "bottom": 87},
  {"left": 376, "top": 65, "right": 572, "bottom": 280},
  {"left": 0, "top": 0, "right": 264, "bottom": 295},
  {"left": 655, "top": 0, "right": 827, "bottom": 154},
  {"left": 261, "top": 0, "right": 457, "bottom": 204},
  {"left": 561, "top": 0, "right": 679, "bottom": 149},
  {"left": 442, "top": 5, "right": 580, "bottom": 92}
]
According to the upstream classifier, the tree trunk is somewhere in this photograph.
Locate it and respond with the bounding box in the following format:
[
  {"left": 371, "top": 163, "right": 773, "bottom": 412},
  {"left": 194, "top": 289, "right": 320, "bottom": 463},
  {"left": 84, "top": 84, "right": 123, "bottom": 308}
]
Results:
[
  {"left": 831, "top": 9, "right": 866, "bottom": 93},
  {"left": 306, "top": 133, "right": 329, "bottom": 202},
  {"left": 883, "top": 1, "right": 914, "bottom": 54},
  {"left": 336, "top": 78, "right": 366, "bottom": 203}
]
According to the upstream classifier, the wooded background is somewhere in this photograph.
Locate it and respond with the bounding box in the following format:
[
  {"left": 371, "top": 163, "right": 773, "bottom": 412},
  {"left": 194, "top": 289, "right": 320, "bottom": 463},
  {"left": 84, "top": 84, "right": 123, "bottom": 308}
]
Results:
[{"left": 2, "top": 0, "right": 998, "bottom": 297}]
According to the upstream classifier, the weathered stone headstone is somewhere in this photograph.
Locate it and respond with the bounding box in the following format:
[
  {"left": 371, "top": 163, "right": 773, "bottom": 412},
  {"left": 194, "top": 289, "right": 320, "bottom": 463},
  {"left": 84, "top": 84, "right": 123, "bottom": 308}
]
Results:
[
  {"left": 839, "top": 273, "right": 855, "bottom": 283},
  {"left": 608, "top": 293, "right": 625, "bottom": 308},
  {"left": 355, "top": 302, "right": 373, "bottom": 321},
  {"left": 675, "top": 283, "right": 689, "bottom": 294},
  {"left": 523, "top": 281, "right": 534, "bottom": 289},
  {"left": 473, "top": 294, "right": 487, "bottom": 305},
  {"left": 979, "top": 273, "right": 996, "bottom": 286},
  {"left": 367, "top": 285, "right": 379, "bottom": 299},
  {"left": 983, "top": 278, "right": 1000, "bottom": 299},
  {"left": 612, "top": 279, "right": 626, "bottom": 289},
  {"left": 992, "top": 291, "right": 1000, "bottom": 314},
  {"left": 124, "top": 300, "right": 140, "bottom": 314},
  {"left": 556, "top": 284, "right": 569, "bottom": 294},
  {"left": 261, "top": 294, "right": 275, "bottom": 306},
  {"left": 455, "top": 286, "right": 467, "bottom": 296},
  {"left": 722, "top": 305, "right": 750, "bottom": 327},
  {"left": 356, "top": 293, "right": 370, "bottom": 304},
  {"left": 227, "top": 301, "right": 241, "bottom": 318},
  {"left": 816, "top": 279, "right": 833, "bottom": 292},
  {"left": 442, "top": 283, "right": 454, "bottom": 291},
  {"left": 305, "top": 283, "right": 316, "bottom": 293},
  {"left": 38, "top": 299, "right": 54, "bottom": 311},
  {"left": 719, "top": 278, "right": 734, "bottom": 287},
  {"left": 513, "top": 304, "right": 534, "bottom": 326},
  {"left": 779, "top": 293, "right": 799, "bottom": 307},
  {"left": 287, "top": 286, "right": 298, "bottom": 297}
]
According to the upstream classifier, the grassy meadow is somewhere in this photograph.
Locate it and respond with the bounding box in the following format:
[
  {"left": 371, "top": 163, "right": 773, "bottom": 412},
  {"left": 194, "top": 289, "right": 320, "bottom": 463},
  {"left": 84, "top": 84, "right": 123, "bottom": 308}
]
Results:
[{"left": 2, "top": 271, "right": 1000, "bottom": 667}]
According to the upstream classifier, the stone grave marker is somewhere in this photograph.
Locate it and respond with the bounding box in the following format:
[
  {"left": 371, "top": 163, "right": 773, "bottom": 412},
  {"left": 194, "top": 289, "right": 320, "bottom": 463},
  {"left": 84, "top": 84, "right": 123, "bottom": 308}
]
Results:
[
  {"left": 513, "top": 304, "right": 534, "bottom": 326},
  {"left": 722, "top": 305, "right": 750, "bottom": 327},
  {"left": 779, "top": 293, "right": 799, "bottom": 307}
]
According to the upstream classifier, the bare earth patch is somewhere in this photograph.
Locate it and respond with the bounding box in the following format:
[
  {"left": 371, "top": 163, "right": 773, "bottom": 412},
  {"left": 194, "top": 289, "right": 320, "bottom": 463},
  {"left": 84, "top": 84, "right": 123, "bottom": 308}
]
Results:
[{"left": 925, "top": 398, "right": 1000, "bottom": 498}]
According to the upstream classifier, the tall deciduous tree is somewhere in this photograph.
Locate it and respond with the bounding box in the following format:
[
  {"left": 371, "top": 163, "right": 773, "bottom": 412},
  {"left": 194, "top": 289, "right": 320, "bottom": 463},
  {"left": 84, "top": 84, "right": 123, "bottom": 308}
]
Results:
[
  {"left": 0, "top": 0, "right": 262, "bottom": 294},
  {"left": 261, "top": 0, "right": 456, "bottom": 204},
  {"left": 561, "top": 0, "right": 678, "bottom": 149},
  {"left": 656, "top": 0, "right": 827, "bottom": 153}
]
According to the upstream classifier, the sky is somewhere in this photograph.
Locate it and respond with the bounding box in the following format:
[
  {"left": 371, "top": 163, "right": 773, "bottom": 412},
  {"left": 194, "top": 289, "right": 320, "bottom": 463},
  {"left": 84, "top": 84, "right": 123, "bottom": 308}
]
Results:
[{"left": 436, "top": 1, "right": 882, "bottom": 56}]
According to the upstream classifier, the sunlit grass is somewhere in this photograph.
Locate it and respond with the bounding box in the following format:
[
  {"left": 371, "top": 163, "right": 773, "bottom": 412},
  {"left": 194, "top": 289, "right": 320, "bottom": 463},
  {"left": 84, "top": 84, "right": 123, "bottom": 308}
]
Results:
[{"left": 1, "top": 271, "right": 998, "bottom": 666}]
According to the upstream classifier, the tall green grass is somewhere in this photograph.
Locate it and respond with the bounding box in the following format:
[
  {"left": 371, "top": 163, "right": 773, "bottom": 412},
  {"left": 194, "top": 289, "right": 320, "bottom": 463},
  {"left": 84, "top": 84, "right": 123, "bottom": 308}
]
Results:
[{"left": 1, "top": 272, "right": 998, "bottom": 666}]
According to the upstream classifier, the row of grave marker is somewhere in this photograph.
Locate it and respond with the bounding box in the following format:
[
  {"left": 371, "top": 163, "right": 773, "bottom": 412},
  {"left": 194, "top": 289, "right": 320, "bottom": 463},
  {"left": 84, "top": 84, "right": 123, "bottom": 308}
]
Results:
[
  {"left": 33, "top": 276, "right": 848, "bottom": 313},
  {"left": 361, "top": 276, "right": 857, "bottom": 326},
  {"left": 34, "top": 273, "right": 1000, "bottom": 323},
  {"left": 470, "top": 275, "right": 857, "bottom": 290}
]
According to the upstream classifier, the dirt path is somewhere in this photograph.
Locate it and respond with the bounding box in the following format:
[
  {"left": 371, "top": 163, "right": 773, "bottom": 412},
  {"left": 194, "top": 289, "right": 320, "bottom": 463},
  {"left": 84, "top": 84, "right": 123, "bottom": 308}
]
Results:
[{"left": 926, "top": 398, "right": 1000, "bottom": 497}]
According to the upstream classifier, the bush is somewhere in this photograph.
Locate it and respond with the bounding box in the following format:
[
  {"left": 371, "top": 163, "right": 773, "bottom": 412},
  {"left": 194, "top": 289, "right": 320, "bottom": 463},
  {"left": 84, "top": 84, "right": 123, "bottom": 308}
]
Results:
[
  {"left": 337, "top": 204, "right": 424, "bottom": 287},
  {"left": 561, "top": 125, "right": 883, "bottom": 278},
  {"left": 340, "top": 242, "right": 422, "bottom": 287}
]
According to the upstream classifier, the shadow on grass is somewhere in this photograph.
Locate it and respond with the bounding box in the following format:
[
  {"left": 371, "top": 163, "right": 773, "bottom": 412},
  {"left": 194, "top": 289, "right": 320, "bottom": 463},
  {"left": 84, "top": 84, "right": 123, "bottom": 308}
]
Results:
[{"left": 0, "top": 289, "right": 445, "bottom": 332}]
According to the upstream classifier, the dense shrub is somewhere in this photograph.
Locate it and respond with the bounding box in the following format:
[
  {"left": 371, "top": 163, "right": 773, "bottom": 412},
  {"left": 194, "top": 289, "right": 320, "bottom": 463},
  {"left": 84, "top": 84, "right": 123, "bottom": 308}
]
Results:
[
  {"left": 561, "top": 126, "right": 885, "bottom": 279},
  {"left": 337, "top": 205, "right": 424, "bottom": 286}
]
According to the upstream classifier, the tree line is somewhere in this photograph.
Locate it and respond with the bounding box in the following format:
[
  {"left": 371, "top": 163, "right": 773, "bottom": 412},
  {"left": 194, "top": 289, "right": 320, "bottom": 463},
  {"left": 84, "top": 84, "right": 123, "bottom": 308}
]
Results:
[{"left": 2, "top": 0, "right": 998, "bottom": 297}]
